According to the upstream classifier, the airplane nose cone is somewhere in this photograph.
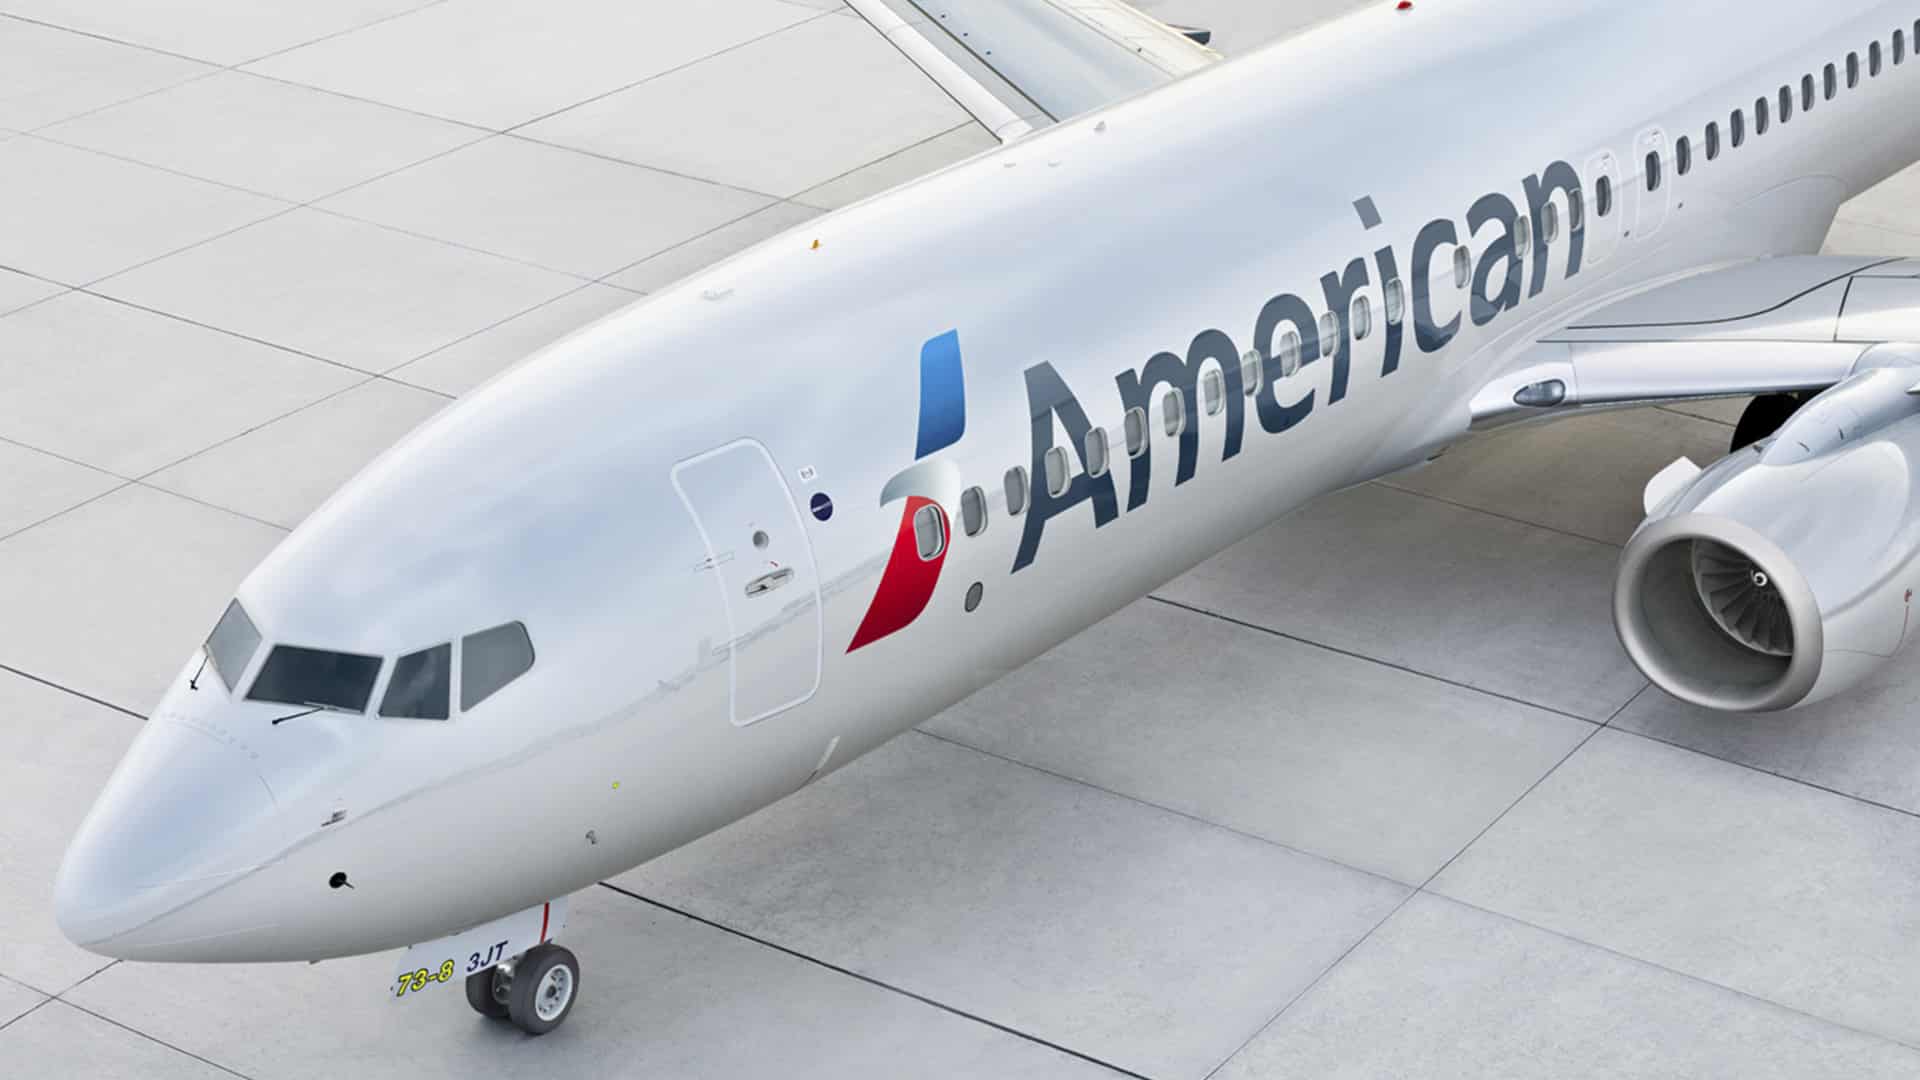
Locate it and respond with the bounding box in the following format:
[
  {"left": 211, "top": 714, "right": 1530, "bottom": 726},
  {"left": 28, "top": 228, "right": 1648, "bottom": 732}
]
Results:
[{"left": 56, "top": 719, "right": 276, "bottom": 953}]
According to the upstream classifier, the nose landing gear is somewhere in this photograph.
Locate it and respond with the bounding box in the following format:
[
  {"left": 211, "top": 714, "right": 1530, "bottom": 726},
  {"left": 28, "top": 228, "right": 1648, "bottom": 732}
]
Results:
[
  {"left": 466, "top": 943, "right": 581, "bottom": 1035},
  {"left": 464, "top": 964, "right": 509, "bottom": 1020}
]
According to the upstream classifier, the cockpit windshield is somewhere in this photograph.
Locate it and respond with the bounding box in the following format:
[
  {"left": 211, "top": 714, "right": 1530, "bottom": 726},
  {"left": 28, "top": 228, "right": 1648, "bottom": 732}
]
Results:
[
  {"left": 246, "top": 646, "right": 382, "bottom": 712},
  {"left": 203, "top": 601, "right": 261, "bottom": 692},
  {"left": 380, "top": 644, "right": 451, "bottom": 720},
  {"left": 462, "top": 622, "right": 535, "bottom": 710}
]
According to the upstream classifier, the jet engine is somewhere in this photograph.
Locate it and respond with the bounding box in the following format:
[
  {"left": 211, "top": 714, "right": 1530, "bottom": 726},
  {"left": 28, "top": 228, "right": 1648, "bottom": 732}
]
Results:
[{"left": 1614, "top": 351, "right": 1920, "bottom": 712}]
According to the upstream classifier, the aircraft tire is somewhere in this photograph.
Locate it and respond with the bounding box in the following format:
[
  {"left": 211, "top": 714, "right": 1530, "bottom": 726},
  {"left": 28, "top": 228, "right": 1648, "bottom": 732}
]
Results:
[
  {"left": 507, "top": 944, "right": 579, "bottom": 1036},
  {"left": 465, "top": 966, "right": 509, "bottom": 1020}
]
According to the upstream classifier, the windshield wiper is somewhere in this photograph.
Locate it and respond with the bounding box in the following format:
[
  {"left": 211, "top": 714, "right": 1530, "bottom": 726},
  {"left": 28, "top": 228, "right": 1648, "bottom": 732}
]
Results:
[{"left": 271, "top": 701, "right": 356, "bottom": 726}]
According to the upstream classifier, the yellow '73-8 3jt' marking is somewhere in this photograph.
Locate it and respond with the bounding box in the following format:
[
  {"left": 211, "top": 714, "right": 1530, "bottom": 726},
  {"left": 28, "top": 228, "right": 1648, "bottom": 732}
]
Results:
[{"left": 393, "top": 959, "right": 457, "bottom": 998}]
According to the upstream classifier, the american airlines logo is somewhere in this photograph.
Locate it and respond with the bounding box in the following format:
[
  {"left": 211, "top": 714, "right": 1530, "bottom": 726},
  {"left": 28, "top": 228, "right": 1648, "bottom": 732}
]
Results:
[{"left": 849, "top": 159, "right": 1587, "bottom": 648}]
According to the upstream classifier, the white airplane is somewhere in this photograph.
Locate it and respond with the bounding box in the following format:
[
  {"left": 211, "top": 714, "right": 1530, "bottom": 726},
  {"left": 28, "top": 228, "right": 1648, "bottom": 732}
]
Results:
[{"left": 53, "top": 0, "right": 1920, "bottom": 1037}]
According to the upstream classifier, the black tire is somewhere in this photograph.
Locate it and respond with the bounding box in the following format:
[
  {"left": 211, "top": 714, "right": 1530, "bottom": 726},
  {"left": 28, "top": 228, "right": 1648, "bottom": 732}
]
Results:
[
  {"left": 507, "top": 944, "right": 579, "bottom": 1036},
  {"left": 465, "top": 966, "right": 509, "bottom": 1020},
  {"left": 1731, "top": 392, "right": 1808, "bottom": 453}
]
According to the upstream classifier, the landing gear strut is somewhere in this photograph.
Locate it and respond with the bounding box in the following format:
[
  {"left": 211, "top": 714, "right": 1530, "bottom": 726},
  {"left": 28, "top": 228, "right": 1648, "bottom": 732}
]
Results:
[
  {"left": 1730, "top": 391, "right": 1814, "bottom": 452},
  {"left": 467, "top": 943, "right": 581, "bottom": 1035}
]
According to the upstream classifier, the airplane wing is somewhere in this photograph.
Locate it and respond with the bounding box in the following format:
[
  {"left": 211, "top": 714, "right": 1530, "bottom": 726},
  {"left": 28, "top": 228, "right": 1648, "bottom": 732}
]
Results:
[
  {"left": 846, "top": 0, "right": 1221, "bottom": 141},
  {"left": 1472, "top": 255, "right": 1920, "bottom": 428}
]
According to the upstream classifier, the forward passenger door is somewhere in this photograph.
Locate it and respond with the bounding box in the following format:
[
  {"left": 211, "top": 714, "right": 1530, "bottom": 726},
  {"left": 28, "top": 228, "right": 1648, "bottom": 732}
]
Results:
[{"left": 672, "top": 438, "right": 824, "bottom": 726}]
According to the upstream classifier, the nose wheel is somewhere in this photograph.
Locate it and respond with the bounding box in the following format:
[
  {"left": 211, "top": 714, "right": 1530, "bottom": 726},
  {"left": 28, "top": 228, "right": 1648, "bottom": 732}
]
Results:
[
  {"left": 466, "top": 943, "right": 580, "bottom": 1035},
  {"left": 464, "top": 965, "right": 509, "bottom": 1020}
]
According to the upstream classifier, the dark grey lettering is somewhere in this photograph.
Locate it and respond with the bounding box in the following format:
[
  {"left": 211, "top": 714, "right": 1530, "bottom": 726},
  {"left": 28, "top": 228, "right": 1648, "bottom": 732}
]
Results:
[{"left": 1014, "top": 362, "right": 1119, "bottom": 572}]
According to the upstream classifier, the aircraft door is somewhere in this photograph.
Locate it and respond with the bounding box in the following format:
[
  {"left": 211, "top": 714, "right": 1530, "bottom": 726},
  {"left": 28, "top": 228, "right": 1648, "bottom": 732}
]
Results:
[
  {"left": 1633, "top": 128, "right": 1670, "bottom": 238},
  {"left": 1583, "top": 150, "right": 1623, "bottom": 266},
  {"left": 671, "top": 438, "right": 823, "bottom": 726}
]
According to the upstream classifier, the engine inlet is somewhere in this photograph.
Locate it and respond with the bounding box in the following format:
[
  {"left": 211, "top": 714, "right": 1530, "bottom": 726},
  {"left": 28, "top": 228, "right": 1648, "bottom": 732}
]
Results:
[
  {"left": 1614, "top": 514, "right": 1822, "bottom": 712},
  {"left": 1691, "top": 540, "right": 1793, "bottom": 656}
]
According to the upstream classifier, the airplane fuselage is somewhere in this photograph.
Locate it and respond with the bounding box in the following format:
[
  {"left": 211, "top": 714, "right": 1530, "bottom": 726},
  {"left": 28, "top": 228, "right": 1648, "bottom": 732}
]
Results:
[{"left": 56, "top": 0, "right": 1920, "bottom": 964}]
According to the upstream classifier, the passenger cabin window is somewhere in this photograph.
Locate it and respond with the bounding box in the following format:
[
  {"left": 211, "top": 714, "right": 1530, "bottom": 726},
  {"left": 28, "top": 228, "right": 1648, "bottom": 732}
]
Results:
[
  {"left": 1567, "top": 189, "right": 1585, "bottom": 232},
  {"left": 1802, "top": 73, "right": 1816, "bottom": 110},
  {"left": 1644, "top": 151, "right": 1661, "bottom": 191},
  {"left": 1675, "top": 136, "right": 1692, "bottom": 176},
  {"left": 1452, "top": 244, "right": 1472, "bottom": 287},
  {"left": 1541, "top": 202, "right": 1560, "bottom": 245},
  {"left": 1275, "top": 329, "right": 1302, "bottom": 377},
  {"left": 1848, "top": 52, "right": 1861, "bottom": 88},
  {"left": 204, "top": 600, "right": 260, "bottom": 692},
  {"left": 381, "top": 643, "right": 450, "bottom": 720},
  {"left": 1754, "top": 96, "right": 1769, "bottom": 135},
  {"left": 960, "top": 485, "right": 987, "bottom": 537},
  {"left": 1896, "top": 29, "right": 1906, "bottom": 65},
  {"left": 1595, "top": 175, "right": 1613, "bottom": 217},
  {"left": 1316, "top": 311, "right": 1339, "bottom": 359},
  {"left": 1123, "top": 407, "right": 1148, "bottom": 458},
  {"left": 1778, "top": 85, "right": 1792, "bottom": 123},
  {"left": 1239, "top": 350, "right": 1261, "bottom": 395},
  {"left": 248, "top": 645, "right": 381, "bottom": 713},
  {"left": 912, "top": 503, "right": 946, "bottom": 561},
  {"left": 1384, "top": 278, "right": 1407, "bottom": 324},
  {"left": 1004, "top": 466, "right": 1029, "bottom": 516},
  {"left": 461, "top": 622, "right": 534, "bottom": 711},
  {"left": 1513, "top": 215, "right": 1531, "bottom": 255},
  {"left": 1826, "top": 62, "right": 1839, "bottom": 100},
  {"left": 1043, "top": 446, "right": 1070, "bottom": 497},
  {"left": 1731, "top": 108, "right": 1746, "bottom": 147},
  {"left": 1202, "top": 369, "right": 1224, "bottom": 416},
  {"left": 1350, "top": 294, "right": 1373, "bottom": 342},
  {"left": 1705, "top": 121, "right": 1721, "bottom": 161},
  {"left": 1084, "top": 427, "right": 1110, "bottom": 477},
  {"left": 1162, "top": 387, "right": 1187, "bottom": 436},
  {"left": 1871, "top": 41, "right": 1883, "bottom": 77}
]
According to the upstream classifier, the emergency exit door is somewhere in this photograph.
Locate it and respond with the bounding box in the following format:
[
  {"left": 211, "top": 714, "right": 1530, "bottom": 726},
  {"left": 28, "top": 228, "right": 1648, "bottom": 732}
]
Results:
[
  {"left": 671, "top": 438, "right": 822, "bottom": 725},
  {"left": 1633, "top": 127, "right": 1670, "bottom": 238},
  {"left": 1584, "top": 150, "right": 1623, "bottom": 266}
]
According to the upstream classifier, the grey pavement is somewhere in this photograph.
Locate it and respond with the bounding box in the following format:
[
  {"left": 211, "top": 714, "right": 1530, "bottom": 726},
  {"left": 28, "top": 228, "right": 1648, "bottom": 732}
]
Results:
[{"left": 5, "top": 2, "right": 1920, "bottom": 1077}]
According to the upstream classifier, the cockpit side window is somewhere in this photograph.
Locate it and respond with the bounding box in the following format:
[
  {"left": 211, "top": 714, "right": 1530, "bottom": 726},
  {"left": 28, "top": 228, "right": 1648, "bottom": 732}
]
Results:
[
  {"left": 380, "top": 643, "right": 451, "bottom": 720},
  {"left": 461, "top": 622, "right": 535, "bottom": 711},
  {"left": 247, "top": 646, "right": 382, "bottom": 712},
  {"left": 204, "top": 600, "right": 261, "bottom": 692}
]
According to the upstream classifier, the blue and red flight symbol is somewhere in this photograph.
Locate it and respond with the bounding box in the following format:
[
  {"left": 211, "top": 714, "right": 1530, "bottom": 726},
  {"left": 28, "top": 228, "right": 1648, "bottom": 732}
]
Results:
[{"left": 847, "top": 330, "right": 965, "bottom": 652}]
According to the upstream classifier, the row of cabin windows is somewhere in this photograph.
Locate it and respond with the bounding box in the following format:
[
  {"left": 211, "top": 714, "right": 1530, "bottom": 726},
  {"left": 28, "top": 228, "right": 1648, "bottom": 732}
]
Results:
[
  {"left": 915, "top": 24, "right": 1920, "bottom": 566},
  {"left": 926, "top": 20, "right": 1920, "bottom": 565},
  {"left": 918, "top": 30, "right": 1920, "bottom": 566},
  {"left": 1640, "top": 24, "right": 1913, "bottom": 192},
  {"left": 914, "top": 198, "right": 1593, "bottom": 562}
]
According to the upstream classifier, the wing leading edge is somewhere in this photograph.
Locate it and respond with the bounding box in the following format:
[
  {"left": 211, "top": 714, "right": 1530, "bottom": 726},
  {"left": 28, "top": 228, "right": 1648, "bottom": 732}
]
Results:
[
  {"left": 1473, "top": 256, "right": 1920, "bottom": 428},
  {"left": 846, "top": 0, "right": 1220, "bottom": 141}
]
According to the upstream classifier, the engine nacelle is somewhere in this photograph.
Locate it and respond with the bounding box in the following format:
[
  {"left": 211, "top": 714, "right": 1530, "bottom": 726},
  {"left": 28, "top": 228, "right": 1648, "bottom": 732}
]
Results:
[{"left": 1615, "top": 357, "right": 1920, "bottom": 711}]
